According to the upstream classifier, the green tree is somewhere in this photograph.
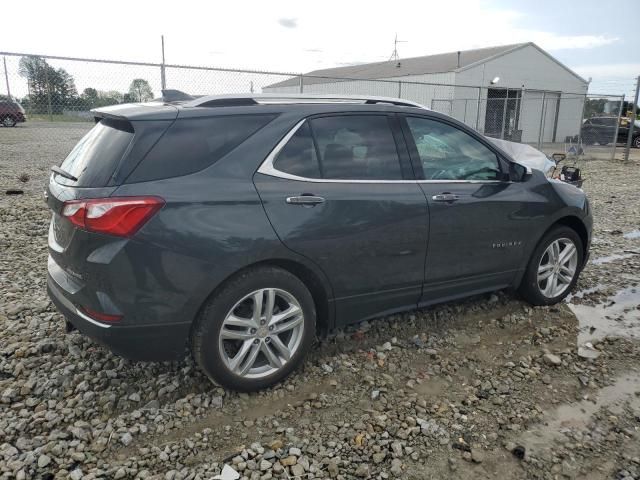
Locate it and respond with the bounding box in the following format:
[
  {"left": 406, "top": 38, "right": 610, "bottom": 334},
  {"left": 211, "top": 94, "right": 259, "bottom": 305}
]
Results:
[
  {"left": 128, "top": 79, "right": 153, "bottom": 103},
  {"left": 18, "top": 56, "right": 79, "bottom": 114}
]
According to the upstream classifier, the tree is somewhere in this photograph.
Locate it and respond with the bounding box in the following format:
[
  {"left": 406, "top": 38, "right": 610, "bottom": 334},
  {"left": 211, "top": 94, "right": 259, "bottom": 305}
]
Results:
[
  {"left": 128, "top": 79, "right": 153, "bottom": 103},
  {"left": 18, "top": 56, "right": 79, "bottom": 114}
]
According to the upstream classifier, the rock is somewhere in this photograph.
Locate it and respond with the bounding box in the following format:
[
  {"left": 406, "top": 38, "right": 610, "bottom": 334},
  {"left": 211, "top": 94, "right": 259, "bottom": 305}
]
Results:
[
  {"left": 390, "top": 459, "right": 403, "bottom": 476},
  {"left": 327, "top": 461, "right": 339, "bottom": 478},
  {"left": 471, "top": 448, "right": 484, "bottom": 463},
  {"left": 354, "top": 463, "right": 369, "bottom": 477},
  {"left": 281, "top": 456, "right": 297, "bottom": 467},
  {"left": 121, "top": 432, "right": 133, "bottom": 446},
  {"left": 373, "top": 452, "right": 386, "bottom": 464},
  {"left": 543, "top": 353, "right": 562, "bottom": 366},
  {"left": 38, "top": 454, "right": 51, "bottom": 468},
  {"left": 290, "top": 463, "right": 305, "bottom": 477},
  {"left": 69, "top": 469, "right": 83, "bottom": 480},
  {"left": 260, "top": 459, "right": 272, "bottom": 471},
  {"left": 289, "top": 447, "right": 302, "bottom": 457},
  {"left": 578, "top": 345, "right": 601, "bottom": 359}
]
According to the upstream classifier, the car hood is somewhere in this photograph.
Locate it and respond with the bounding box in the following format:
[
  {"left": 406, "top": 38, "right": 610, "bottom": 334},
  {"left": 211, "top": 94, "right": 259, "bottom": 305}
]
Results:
[{"left": 486, "top": 137, "right": 556, "bottom": 174}]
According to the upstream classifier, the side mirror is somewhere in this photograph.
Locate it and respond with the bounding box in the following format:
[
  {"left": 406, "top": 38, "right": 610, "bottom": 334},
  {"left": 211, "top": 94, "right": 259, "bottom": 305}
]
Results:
[{"left": 509, "top": 162, "right": 531, "bottom": 182}]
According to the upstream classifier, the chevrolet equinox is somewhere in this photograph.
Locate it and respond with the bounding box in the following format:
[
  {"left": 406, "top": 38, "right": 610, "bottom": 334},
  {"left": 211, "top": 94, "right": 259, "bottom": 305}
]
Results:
[{"left": 46, "top": 92, "right": 592, "bottom": 391}]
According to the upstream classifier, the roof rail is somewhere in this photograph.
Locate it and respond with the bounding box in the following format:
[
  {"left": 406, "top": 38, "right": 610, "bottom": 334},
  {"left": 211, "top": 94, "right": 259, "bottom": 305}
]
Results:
[{"left": 186, "top": 93, "right": 427, "bottom": 109}]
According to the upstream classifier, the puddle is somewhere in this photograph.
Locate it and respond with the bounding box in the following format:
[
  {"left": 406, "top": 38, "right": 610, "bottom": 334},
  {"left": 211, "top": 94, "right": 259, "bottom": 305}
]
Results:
[
  {"left": 564, "top": 284, "right": 605, "bottom": 303},
  {"left": 519, "top": 371, "right": 640, "bottom": 454},
  {"left": 591, "top": 253, "right": 635, "bottom": 265},
  {"left": 624, "top": 230, "right": 640, "bottom": 240},
  {"left": 569, "top": 287, "right": 640, "bottom": 344}
]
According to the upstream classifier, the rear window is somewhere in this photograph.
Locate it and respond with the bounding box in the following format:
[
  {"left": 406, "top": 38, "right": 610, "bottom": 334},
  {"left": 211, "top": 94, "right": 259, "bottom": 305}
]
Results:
[
  {"left": 56, "top": 118, "right": 134, "bottom": 187},
  {"left": 126, "top": 114, "right": 275, "bottom": 183}
]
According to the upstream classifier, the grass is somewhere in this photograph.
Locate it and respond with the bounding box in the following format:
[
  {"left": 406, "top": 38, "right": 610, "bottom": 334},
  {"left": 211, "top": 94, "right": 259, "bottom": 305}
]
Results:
[{"left": 26, "top": 113, "right": 92, "bottom": 123}]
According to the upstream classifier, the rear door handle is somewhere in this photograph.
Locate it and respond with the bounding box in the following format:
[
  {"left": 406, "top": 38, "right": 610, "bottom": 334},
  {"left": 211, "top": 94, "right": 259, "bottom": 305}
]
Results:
[
  {"left": 286, "top": 195, "right": 325, "bottom": 206},
  {"left": 432, "top": 193, "right": 459, "bottom": 202}
]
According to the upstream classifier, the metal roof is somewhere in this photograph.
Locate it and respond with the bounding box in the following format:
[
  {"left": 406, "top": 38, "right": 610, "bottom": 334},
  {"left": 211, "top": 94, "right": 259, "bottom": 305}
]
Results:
[{"left": 267, "top": 42, "right": 587, "bottom": 88}]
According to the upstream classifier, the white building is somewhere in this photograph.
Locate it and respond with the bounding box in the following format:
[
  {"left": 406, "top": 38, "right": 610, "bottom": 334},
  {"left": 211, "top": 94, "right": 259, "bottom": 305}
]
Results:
[{"left": 265, "top": 43, "right": 588, "bottom": 144}]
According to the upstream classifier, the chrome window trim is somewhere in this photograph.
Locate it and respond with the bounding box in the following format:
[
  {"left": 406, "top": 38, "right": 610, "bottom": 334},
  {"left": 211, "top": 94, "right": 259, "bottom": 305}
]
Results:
[{"left": 256, "top": 119, "right": 509, "bottom": 185}]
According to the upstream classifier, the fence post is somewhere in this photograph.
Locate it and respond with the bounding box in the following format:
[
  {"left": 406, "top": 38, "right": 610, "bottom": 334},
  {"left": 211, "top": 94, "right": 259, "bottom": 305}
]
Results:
[
  {"left": 44, "top": 65, "right": 53, "bottom": 121},
  {"left": 611, "top": 94, "right": 625, "bottom": 161},
  {"left": 537, "top": 92, "right": 547, "bottom": 150},
  {"left": 3, "top": 57, "right": 10, "bottom": 98},
  {"left": 624, "top": 76, "right": 640, "bottom": 161},
  {"left": 298, "top": 75, "right": 304, "bottom": 93},
  {"left": 475, "top": 87, "right": 482, "bottom": 131},
  {"left": 577, "top": 93, "right": 587, "bottom": 145},
  {"left": 397, "top": 81, "right": 402, "bottom": 98},
  {"left": 160, "top": 35, "right": 167, "bottom": 90}
]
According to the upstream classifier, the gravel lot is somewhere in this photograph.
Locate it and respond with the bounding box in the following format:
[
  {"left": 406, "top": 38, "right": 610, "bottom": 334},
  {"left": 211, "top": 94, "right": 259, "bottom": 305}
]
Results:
[{"left": 1, "top": 123, "right": 640, "bottom": 480}]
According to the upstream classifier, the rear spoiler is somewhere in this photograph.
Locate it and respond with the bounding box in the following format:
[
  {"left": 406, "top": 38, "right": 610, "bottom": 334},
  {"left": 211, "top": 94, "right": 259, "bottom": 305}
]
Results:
[{"left": 161, "top": 89, "right": 195, "bottom": 103}]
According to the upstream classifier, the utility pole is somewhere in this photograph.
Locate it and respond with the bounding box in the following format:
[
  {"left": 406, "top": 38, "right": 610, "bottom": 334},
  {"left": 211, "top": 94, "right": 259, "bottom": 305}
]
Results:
[
  {"left": 160, "top": 35, "right": 167, "bottom": 91},
  {"left": 623, "top": 75, "right": 640, "bottom": 161},
  {"left": 3, "top": 56, "right": 11, "bottom": 98}
]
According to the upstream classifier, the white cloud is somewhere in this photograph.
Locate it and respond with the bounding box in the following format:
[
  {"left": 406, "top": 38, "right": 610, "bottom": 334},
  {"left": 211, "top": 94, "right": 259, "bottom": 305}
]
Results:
[
  {"left": 573, "top": 63, "right": 640, "bottom": 78},
  {"left": 277, "top": 18, "right": 298, "bottom": 29}
]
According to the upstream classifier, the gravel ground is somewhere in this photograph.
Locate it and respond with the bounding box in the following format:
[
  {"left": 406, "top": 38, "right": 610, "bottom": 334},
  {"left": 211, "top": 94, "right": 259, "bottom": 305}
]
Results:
[{"left": 1, "top": 123, "right": 640, "bottom": 480}]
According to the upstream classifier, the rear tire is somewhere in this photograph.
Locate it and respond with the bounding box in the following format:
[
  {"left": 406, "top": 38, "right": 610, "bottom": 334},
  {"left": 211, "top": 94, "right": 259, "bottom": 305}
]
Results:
[
  {"left": 518, "top": 226, "right": 583, "bottom": 306},
  {"left": 191, "top": 266, "right": 316, "bottom": 391},
  {"left": 2, "top": 116, "right": 16, "bottom": 127}
]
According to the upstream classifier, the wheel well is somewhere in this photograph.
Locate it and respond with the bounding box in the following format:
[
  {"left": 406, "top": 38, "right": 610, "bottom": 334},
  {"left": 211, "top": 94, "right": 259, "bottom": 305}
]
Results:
[
  {"left": 193, "top": 259, "right": 332, "bottom": 337},
  {"left": 552, "top": 216, "right": 589, "bottom": 258},
  {"left": 260, "top": 259, "right": 332, "bottom": 335}
]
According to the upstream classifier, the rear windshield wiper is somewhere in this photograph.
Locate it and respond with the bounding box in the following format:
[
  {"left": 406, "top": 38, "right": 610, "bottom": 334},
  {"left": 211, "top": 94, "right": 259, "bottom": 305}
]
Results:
[{"left": 51, "top": 166, "right": 78, "bottom": 182}]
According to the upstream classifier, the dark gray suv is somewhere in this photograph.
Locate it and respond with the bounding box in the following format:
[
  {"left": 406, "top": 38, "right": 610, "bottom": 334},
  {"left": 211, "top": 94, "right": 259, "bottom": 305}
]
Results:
[{"left": 46, "top": 93, "right": 592, "bottom": 391}]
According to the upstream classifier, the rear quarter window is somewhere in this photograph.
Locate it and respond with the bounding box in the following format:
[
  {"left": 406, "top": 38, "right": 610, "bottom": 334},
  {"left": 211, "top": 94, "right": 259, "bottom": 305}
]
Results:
[
  {"left": 126, "top": 114, "right": 276, "bottom": 183},
  {"left": 56, "top": 118, "right": 134, "bottom": 187}
]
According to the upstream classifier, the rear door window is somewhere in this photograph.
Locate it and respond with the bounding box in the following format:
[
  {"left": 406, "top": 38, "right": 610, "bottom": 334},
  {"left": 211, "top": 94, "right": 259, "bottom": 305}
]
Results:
[
  {"left": 56, "top": 118, "right": 134, "bottom": 187},
  {"left": 127, "top": 114, "right": 275, "bottom": 183},
  {"left": 310, "top": 115, "right": 403, "bottom": 180}
]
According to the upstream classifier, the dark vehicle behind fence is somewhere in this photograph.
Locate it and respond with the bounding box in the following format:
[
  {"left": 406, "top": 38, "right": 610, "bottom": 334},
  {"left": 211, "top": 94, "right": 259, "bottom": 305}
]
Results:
[
  {"left": 0, "top": 97, "right": 26, "bottom": 127},
  {"left": 581, "top": 116, "right": 640, "bottom": 148},
  {"left": 46, "top": 92, "right": 592, "bottom": 391}
]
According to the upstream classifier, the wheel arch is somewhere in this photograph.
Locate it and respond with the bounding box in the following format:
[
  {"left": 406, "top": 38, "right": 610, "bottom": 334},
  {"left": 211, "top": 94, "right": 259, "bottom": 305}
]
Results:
[
  {"left": 191, "top": 258, "right": 334, "bottom": 341},
  {"left": 514, "top": 214, "right": 590, "bottom": 288}
]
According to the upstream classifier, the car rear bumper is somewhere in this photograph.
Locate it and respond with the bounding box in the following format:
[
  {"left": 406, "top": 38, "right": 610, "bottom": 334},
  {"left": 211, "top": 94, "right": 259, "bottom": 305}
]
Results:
[{"left": 48, "top": 275, "right": 190, "bottom": 361}]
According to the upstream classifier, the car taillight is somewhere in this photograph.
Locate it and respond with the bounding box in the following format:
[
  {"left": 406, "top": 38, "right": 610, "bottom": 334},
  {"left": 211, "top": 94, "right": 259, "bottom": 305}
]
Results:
[{"left": 62, "top": 196, "right": 164, "bottom": 237}]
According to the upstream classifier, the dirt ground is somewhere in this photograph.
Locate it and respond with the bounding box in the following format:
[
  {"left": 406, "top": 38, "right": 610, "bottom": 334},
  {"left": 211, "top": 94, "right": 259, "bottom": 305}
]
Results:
[{"left": 1, "top": 123, "right": 639, "bottom": 480}]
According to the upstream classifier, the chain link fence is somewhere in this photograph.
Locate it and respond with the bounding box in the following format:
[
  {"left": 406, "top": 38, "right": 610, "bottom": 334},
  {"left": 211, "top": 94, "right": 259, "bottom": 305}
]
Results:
[{"left": 0, "top": 51, "right": 626, "bottom": 164}]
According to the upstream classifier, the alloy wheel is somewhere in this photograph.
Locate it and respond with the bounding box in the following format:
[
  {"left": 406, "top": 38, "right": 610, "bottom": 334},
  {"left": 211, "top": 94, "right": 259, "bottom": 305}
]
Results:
[
  {"left": 537, "top": 238, "right": 578, "bottom": 298},
  {"left": 219, "top": 288, "right": 304, "bottom": 379},
  {"left": 2, "top": 117, "right": 16, "bottom": 127}
]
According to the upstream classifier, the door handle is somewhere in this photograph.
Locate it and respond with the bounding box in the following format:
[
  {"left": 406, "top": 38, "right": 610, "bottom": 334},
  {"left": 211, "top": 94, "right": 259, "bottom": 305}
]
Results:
[
  {"left": 432, "top": 193, "right": 459, "bottom": 203},
  {"left": 286, "top": 195, "right": 325, "bottom": 206}
]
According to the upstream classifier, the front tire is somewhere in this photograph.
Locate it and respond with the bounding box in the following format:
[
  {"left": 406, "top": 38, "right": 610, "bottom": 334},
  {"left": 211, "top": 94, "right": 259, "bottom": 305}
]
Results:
[
  {"left": 191, "top": 266, "right": 316, "bottom": 391},
  {"left": 634, "top": 136, "right": 640, "bottom": 149},
  {"left": 518, "top": 226, "right": 583, "bottom": 306}
]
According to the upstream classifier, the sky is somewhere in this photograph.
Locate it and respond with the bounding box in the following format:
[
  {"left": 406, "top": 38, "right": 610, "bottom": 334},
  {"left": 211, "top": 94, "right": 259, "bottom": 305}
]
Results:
[{"left": 1, "top": 0, "right": 637, "bottom": 99}]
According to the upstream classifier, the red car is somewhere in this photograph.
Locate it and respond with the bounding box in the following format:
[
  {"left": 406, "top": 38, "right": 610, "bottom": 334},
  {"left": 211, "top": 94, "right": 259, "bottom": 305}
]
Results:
[{"left": 0, "top": 97, "right": 26, "bottom": 127}]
